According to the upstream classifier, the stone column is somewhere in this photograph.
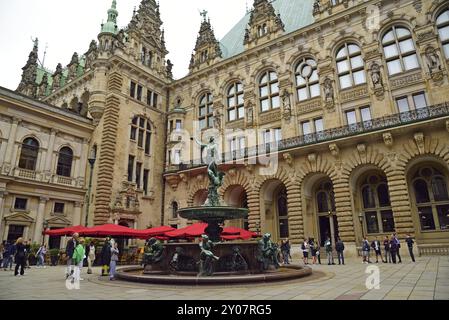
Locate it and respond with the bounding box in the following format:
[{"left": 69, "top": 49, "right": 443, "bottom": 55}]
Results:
[
  {"left": 0, "top": 191, "right": 7, "bottom": 238},
  {"left": 3, "top": 224, "right": 9, "bottom": 241},
  {"left": 0, "top": 138, "right": 8, "bottom": 165},
  {"left": 44, "top": 129, "right": 58, "bottom": 173},
  {"left": 33, "top": 197, "right": 48, "bottom": 243},
  {"left": 72, "top": 202, "right": 83, "bottom": 226},
  {"left": 2, "top": 118, "right": 21, "bottom": 174},
  {"left": 78, "top": 139, "right": 89, "bottom": 182}
]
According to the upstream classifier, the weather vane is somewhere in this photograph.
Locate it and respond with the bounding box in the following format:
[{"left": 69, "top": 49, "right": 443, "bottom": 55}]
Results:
[{"left": 199, "top": 9, "right": 208, "bottom": 21}]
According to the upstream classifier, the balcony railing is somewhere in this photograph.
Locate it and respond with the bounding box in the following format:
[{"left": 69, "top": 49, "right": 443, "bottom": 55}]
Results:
[
  {"left": 15, "top": 168, "right": 38, "bottom": 180},
  {"left": 53, "top": 175, "right": 76, "bottom": 186},
  {"left": 164, "top": 103, "right": 449, "bottom": 173}
]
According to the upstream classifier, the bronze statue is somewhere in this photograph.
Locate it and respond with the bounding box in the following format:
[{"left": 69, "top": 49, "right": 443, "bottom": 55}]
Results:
[
  {"left": 256, "top": 233, "right": 280, "bottom": 270},
  {"left": 198, "top": 234, "right": 219, "bottom": 276},
  {"left": 143, "top": 238, "right": 164, "bottom": 266}
]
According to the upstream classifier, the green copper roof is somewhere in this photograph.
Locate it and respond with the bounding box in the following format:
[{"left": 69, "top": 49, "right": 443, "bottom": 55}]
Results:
[
  {"left": 101, "top": 0, "right": 119, "bottom": 35},
  {"left": 220, "top": 0, "right": 315, "bottom": 59}
]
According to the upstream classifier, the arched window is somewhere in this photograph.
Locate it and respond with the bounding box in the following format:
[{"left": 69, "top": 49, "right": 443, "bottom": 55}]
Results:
[
  {"left": 295, "top": 58, "right": 320, "bottom": 101},
  {"left": 56, "top": 147, "right": 73, "bottom": 177},
  {"left": 130, "top": 116, "right": 152, "bottom": 155},
  {"left": 227, "top": 82, "right": 244, "bottom": 122},
  {"left": 360, "top": 174, "right": 394, "bottom": 234},
  {"left": 316, "top": 181, "right": 336, "bottom": 214},
  {"left": 172, "top": 201, "right": 179, "bottom": 219},
  {"left": 382, "top": 26, "right": 420, "bottom": 76},
  {"left": 412, "top": 166, "right": 449, "bottom": 231},
  {"left": 19, "top": 138, "right": 39, "bottom": 170},
  {"left": 198, "top": 92, "right": 214, "bottom": 130},
  {"left": 437, "top": 9, "right": 449, "bottom": 58},
  {"left": 277, "top": 188, "right": 289, "bottom": 238},
  {"left": 259, "top": 70, "right": 280, "bottom": 112},
  {"left": 336, "top": 43, "right": 366, "bottom": 89}
]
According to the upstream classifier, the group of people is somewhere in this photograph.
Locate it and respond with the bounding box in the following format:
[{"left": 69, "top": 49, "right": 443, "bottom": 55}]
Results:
[
  {"left": 0, "top": 238, "right": 44, "bottom": 276},
  {"left": 300, "top": 236, "right": 346, "bottom": 265},
  {"left": 361, "top": 233, "right": 415, "bottom": 264},
  {"left": 65, "top": 233, "right": 119, "bottom": 283}
]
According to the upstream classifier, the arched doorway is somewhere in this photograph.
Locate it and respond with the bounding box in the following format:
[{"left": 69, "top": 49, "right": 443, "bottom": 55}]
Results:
[
  {"left": 223, "top": 185, "right": 249, "bottom": 229},
  {"left": 314, "top": 179, "right": 338, "bottom": 246},
  {"left": 260, "top": 179, "right": 289, "bottom": 241}
]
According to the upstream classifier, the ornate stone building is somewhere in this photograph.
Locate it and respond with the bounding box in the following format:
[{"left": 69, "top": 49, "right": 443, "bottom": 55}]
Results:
[{"left": 2, "top": 0, "right": 449, "bottom": 256}]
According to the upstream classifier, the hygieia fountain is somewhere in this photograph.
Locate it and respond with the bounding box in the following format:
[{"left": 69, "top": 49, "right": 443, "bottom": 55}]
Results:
[{"left": 116, "top": 137, "right": 312, "bottom": 284}]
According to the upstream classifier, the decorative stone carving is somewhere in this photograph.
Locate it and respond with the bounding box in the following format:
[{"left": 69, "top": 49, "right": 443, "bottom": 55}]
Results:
[
  {"left": 323, "top": 77, "right": 335, "bottom": 112},
  {"left": 307, "top": 153, "right": 317, "bottom": 166},
  {"left": 340, "top": 86, "right": 369, "bottom": 102},
  {"left": 390, "top": 72, "right": 422, "bottom": 89},
  {"left": 329, "top": 143, "right": 339, "bottom": 158},
  {"left": 414, "top": 132, "right": 425, "bottom": 153},
  {"left": 383, "top": 133, "right": 394, "bottom": 148},
  {"left": 16, "top": 38, "right": 38, "bottom": 98},
  {"left": 446, "top": 120, "right": 449, "bottom": 133},
  {"left": 413, "top": 0, "right": 422, "bottom": 13},
  {"left": 425, "top": 46, "right": 443, "bottom": 83},
  {"left": 298, "top": 98, "right": 321, "bottom": 114},
  {"left": 313, "top": 0, "right": 321, "bottom": 16},
  {"left": 281, "top": 89, "right": 291, "bottom": 120},
  {"left": 357, "top": 144, "right": 366, "bottom": 158},
  {"left": 212, "top": 103, "right": 223, "bottom": 131},
  {"left": 51, "top": 63, "right": 63, "bottom": 92},
  {"left": 67, "top": 52, "right": 80, "bottom": 82},
  {"left": 246, "top": 101, "right": 254, "bottom": 126},
  {"left": 259, "top": 110, "right": 281, "bottom": 124},
  {"left": 37, "top": 73, "right": 49, "bottom": 100},
  {"left": 283, "top": 153, "right": 293, "bottom": 166}
]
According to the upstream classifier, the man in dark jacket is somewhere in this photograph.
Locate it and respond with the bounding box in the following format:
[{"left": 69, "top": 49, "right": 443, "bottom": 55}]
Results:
[
  {"left": 405, "top": 234, "right": 416, "bottom": 262},
  {"left": 393, "top": 233, "right": 402, "bottom": 263},
  {"left": 2, "top": 242, "right": 15, "bottom": 270},
  {"left": 336, "top": 237, "right": 345, "bottom": 265},
  {"left": 383, "top": 236, "right": 391, "bottom": 263},
  {"left": 371, "top": 237, "right": 382, "bottom": 263},
  {"left": 389, "top": 236, "right": 398, "bottom": 264},
  {"left": 101, "top": 237, "right": 112, "bottom": 276},
  {"left": 65, "top": 233, "right": 79, "bottom": 279}
]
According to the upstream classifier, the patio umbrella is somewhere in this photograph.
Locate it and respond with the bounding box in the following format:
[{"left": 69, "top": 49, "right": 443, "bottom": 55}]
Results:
[
  {"left": 44, "top": 225, "right": 88, "bottom": 237},
  {"left": 132, "top": 226, "right": 176, "bottom": 239},
  {"left": 221, "top": 229, "right": 259, "bottom": 241},
  {"left": 78, "top": 224, "right": 140, "bottom": 237},
  {"left": 165, "top": 223, "right": 208, "bottom": 238}
]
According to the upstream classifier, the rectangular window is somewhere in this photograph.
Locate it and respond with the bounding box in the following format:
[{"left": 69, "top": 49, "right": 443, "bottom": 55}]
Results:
[
  {"left": 381, "top": 210, "right": 395, "bottom": 233},
  {"left": 130, "top": 127, "right": 137, "bottom": 140},
  {"left": 263, "top": 130, "right": 271, "bottom": 145},
  {"left": 127, "top": 155, "right": 135, "bottom": 182},
  {"left": 346, "top": 110, "right": 357, "bottom": 125},
  {"left": 314, "top": 118, "right": 324, "bottom": 133},
  {"left": 130, "top": 81, "right": 136, "bottom": 98},
  {"left": 145, "top": 132, "right": 151, "bottom": 155},
  {"left": 138, "top": 129, "right": 144, "bottom": 148},
  {"left": 54, "top": 202, "right": 65, "bottom": 214},
  {"left": 274, "top": 128, "right": 282, "bottom": 143},
  {"left": 360, "top": 107, "right": 372, "bottom": 122},
  {"left": 143, "top": 169, "right": 149, "bottom": 196},
  {"left": 175, "top": 120, "right": 182, "bottom": 131},
  {"left": 174, "top": 150, "right": 181, "bottom": 165},
  {"left": 365, "top": 211, "right": 379, "bottom": 234},
  {"left": 238, "top": 137, "right": 246, "bottom": 153},
  {"left": 147, "top": 90, "right": 153, "bottom": 106},
  {"left": 152, "top": 93, "right": 158, "bottom": 108},
  {"left": 14, "top": 198, "right": 28, "bottom": 211},
  {"left": 137, "top": 85, "right": 143, "bottom": 101},
  {"left": 136, "top": 162, "right": 142, "bottom": 188},
  {"left": 418, "top": 206, "right": 436, "bottom": 231},
  {"left": 396, "top": 97, "right": 410, "bottom": 113},
  {"left": 302, "top": 121, "right": 312, "bottom": 135},
  {"left": 413, "top": 92, "right": 427, "bottom": 109}
]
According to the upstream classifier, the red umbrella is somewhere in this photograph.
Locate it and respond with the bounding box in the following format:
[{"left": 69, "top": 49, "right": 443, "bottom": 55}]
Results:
[
  {"left": 132, "top": 226, "right": 176, "bottom": 239},
  {"left": 165, "top": 223, "right": 208, "bottom": 238},
  {"left": 221, "top": 229, "right": 258, "bottom": 241},
  {"left": 78, "top": 224, "right": 139, "bottom": 237},
  {"left": 45, "top": 225, "right": 87, "bottom": 237}
]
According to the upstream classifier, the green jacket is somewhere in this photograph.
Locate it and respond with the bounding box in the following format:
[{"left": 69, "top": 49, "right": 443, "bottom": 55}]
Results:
[{"left": 72, "top": 244, "right": 85, "bottom": 265}]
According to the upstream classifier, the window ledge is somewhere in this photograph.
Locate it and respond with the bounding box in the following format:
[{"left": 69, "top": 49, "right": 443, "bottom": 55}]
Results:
[{"left": 11, "top": 209, "right": 30, "bottom": 214}]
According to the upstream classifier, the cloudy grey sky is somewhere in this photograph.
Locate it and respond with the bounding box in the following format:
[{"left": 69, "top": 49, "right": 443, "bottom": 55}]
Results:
[{"left": 0, "top": 0, "right": 249, "bottom": 90}]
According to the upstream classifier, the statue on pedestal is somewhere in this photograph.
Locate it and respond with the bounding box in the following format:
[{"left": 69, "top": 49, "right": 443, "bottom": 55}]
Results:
[{"left": 198, "top": 235, "right": 220, "bottom": 276}]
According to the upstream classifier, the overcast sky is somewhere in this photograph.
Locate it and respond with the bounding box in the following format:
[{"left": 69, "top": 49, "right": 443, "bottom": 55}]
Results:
[{"left": 0, "top": 0, "right": 249, "bottom": 90}]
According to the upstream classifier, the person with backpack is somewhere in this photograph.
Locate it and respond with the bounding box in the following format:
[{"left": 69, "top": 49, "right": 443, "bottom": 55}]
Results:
[
  {"left": 362, "top": 237, "right": 371, "bottom": 264},
  {"left": 371, "top": 237, "right": 382, "bottom": 263},
  {"left": 325, "top": 237, "right": 334, "bottom": 265},
  {"left": 383, "top": 236, "right": 391, "bottom": 263},
  {"left": 301, "top": 239, "right": 309, "bottom": 265},
  {"left": 335, "top": 237, "right": 345, "bottom": 265},
  {"left": 393, "top": 233, "right": 402, "bottom": 263},
  {"left": 405, "top": 234, "right": 416, "bottom": 262}
]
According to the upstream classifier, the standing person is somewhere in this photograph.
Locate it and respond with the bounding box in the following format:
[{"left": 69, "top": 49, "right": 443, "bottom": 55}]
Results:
[
  {"left": 316, "top": 241, "right": 321, "bottom": 265},
  {"left": 87, "top": 241, "right": 96, "bottom": 274},
  {"left": 309, "top": 238, "right": 317, "bottom": 265},
  {"left": 301, "top": 239, "right": 309, "bottom": 265},
  {"left": 389, "top": 236, "right": 398, "bottom": 264},
  {"left": 71, "top": 238, "right": 85, "bottom": 284},
  {"left": 281, "top": 239, "right": 291, "bottom": 265},
  {"left": 14, "top": 238, "right": 26, "bottom": 276},
  {"left": 2, "top": 242, "right": 15, "bottom": 270},
  {"left": 0, "top": 242, "right": 4, "bottom": 267},
  {"left": 405, "top": 234, "right": 416, "bottom": 262},
  {"left": 24, "top": 240, "right": 31, "bottom": 269},
  {"left": 325, "top": 237, "right": 334, "bottom": 265},
  {"left": 101, "top": 237, "right": 112, "bottom": 276},
  {"left": 371, "top": 237, "right": 382, "bottom": 263},
  {"left": 109, "top": 242, "right": 119, "bottom": 281},
  {"left": 393, "top": 233, "right": 402, "bottom": 263},
  {"left": 362, "top": 237, "right": 371, "bottom": 264},
  {"left": 65, "top": 233, "right": 79, "bottom": 279},
  {"left": 383, "top": 236, "right": 391, "bottom": 263},
  {"left": 336, "top": 237, "right": 345, "bottom": 265},
  {"left": 36, "top": 244, "right": 47, "bottom": 268}
]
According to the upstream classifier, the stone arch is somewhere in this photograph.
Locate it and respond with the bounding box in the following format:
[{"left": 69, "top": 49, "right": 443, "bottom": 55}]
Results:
[
  {"left": 428, "top": 1, "right": 449, "bottom": 24},
  {"left": 378, "top": 18, "right": 418, "bottom": 43},
  {"left": 187, "top": 176, "right": 209, "bottom": 206},
  {"left": 219, "top": 76, "right": 246, "bottom": 97},
  {"left": 326, "top": 35, "right": 365, "bottom": 60},
  {"left": 219, "top": 170, "right": 252, "bottom": 197},
  {"left": 249, "top": 62, "right": 282, "bottom": 85},
  {"left": 286, "top": 48, "right": 320, "bottom": 70}
]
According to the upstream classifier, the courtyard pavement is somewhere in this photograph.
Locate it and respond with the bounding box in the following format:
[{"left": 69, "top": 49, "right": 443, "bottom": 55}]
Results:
[{"left": 0, "top": 256, "right": 448, "bottom": 300}]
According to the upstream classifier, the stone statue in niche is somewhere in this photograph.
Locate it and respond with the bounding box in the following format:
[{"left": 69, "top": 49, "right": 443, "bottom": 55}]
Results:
[
  {"left": 323, "top": 77, "right": 334, "bottom": 102},
  {"left": 370, "top": 62, "right": 383, "bottom": 88},
  {"left": 246, "top": 101, "right": 254, "bottom": 125},
  {"left": 425, "top": 46, "right": 441, "bottom": 72},
  {"left": 281, "top": 89, "right": 291, "bottom": 120}
]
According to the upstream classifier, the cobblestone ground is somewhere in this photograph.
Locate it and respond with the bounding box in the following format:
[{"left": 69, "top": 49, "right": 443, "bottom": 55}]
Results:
[{"left": 0, "top": 256, "right": 447, "bottom": 300}]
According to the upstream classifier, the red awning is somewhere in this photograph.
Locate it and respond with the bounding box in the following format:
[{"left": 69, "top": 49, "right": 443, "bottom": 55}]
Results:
[
  {"left": 44, "top": 225, "right": 87, "bottom": 237},
  {"left": 132, "top": 226, "right": 176, "bottom": 239},
  {"left": 221, "top": 229, "right": 259, "bottom": 241},
  {"left": 165, "top": 223, "right": 208, "bottom": 238},
  {"left": 78, "top": 224, "right": 139, "bottom": 237}
]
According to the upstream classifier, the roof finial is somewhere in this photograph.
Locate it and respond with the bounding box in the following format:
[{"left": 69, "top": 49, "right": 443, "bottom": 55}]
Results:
[{"left": 200, "top": 9, "right": 208, "bottom": 21}]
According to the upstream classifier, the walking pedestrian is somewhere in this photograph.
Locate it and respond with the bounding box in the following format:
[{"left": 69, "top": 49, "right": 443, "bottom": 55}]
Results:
[
  {"left": 389, "top": 236, "right": 398, "bottom": 264},
  {"left": 65, "top": 233, "right": 79, "bottom": 278},
  {"left": 71, "top": 238, "right": 85, "bottom": 284},
  {"left": 281, "top": 239, "right": 291, "bottom": 265},
  {"left": 393, "top": 233, "right": 402, "bottom": 263},
  {"left": 309, "top": 238, "right": 317, "bottom": 265},
  {"left": 301, "top": 239, "right": 309, "bottom": 265},
  {"left": 87, "top": 241, "right": 96, "bottom": 274},
  {"left": 325, "top": 237, "right": 334, "bottom": 265},
  {"left": 383, "top": 236, "right": 391, "bottom": 263},
  {"left": 101, "top": 237, "right": 112, "bottom": 276},
  {"left": 109, "top": 242, "right": 119, "bottom": 281},
  {"left": 36, "top": 244, "right": 47, "bottom": 268},
  {"left": 362, "top": 237, "right": 371, "bottom": 264},
  {"left": 371, "top": 237, "right": 382, "bottom": 263},
  {"left": 3, "top": 242, "right": 15, "bottom": 270},
  {"left": 336, "top": 237, "right": 345, "bottom": 265},
  {"left": 405, "top": 234, "right": 416, "bottom": 262},
  {"left": 24, "top": 240, "right": 31, "bottom": 269},
  {"left": 14, "top": 238, "right": 26, "bottom": 276}
]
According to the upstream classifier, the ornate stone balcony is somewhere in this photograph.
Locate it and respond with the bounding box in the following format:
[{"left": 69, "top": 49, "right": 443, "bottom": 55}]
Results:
[
  {"left": 52, "top": 175, "right": 76, "bottom": 187},
  {"left": 164, "top": 102, "right": 449, "bottom": 174},
  {"left": 14, "top": 168, "right": 39, "bottom": 181}
]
